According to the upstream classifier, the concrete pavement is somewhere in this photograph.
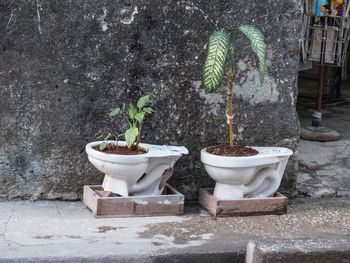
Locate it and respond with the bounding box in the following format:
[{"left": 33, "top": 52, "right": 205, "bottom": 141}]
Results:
[{"left": 1, "top": 197, "right": 350, "bottom": 262}]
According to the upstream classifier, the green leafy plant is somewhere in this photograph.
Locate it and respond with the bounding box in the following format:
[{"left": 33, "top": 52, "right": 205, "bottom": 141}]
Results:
[
  {"left": 99, "top": 95, "right": 155, "bottom": 150},
  {"left": 202, "top": 25, "right": 267, "bottom": 147}
]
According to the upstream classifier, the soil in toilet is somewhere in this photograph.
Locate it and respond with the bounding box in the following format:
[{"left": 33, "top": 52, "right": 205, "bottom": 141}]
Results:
[
  {"left": 94, "top": 144, "right": 147, "bottom": 155},
  {"left": 206, "top": 145, "right": 258, "bottom": 157}
]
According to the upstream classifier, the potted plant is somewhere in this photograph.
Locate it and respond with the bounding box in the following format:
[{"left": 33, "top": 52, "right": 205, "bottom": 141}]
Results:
[
  {"left": 85, "top": 95, "right": 188, "bottom": 197},
  {"left": 200, "top": 26, "right": 293, "bottom": 200}
]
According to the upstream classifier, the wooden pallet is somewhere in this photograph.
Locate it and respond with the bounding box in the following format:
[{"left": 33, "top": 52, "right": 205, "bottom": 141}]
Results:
[
  {"left": 199, "top": 188, "right": 287, "bottom": 218},
  {"left": 83, "top": 184, "right": 184, "bottom": 218}
]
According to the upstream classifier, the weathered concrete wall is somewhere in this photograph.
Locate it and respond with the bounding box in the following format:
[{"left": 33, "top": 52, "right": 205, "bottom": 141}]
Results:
[{"left": 0, "top": 0, "right": 302, "bottom": 200}]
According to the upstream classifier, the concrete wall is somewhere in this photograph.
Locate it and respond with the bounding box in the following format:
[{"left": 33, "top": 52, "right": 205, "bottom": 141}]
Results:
[{"left": 0, "top": 0, "right": 302, "bottom": 200}]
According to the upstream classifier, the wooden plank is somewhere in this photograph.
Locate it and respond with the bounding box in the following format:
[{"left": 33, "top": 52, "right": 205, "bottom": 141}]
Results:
[
  {"left": 164, "top": 184, "right": 183, "bottom": 196},
  {"left": 95, "top": 190, "right": 112, "bottom": 197},
  {"left": 97, "top": 196, "right": 135, "bottom": 216},
  {"left": 83, "top": 185, "right": 99, "bottom": 215},
  {"left": 199, "top": 188, "right": 219, "bottom": 216},
  {"left": 199, "top": 188, "right": 288, "bottom": 218},
  {"left": 133, "top": 195, "right": 183, "bottom": 216},
  {"left": 83, "top": 184, "right": 184, "bottom": 218}
]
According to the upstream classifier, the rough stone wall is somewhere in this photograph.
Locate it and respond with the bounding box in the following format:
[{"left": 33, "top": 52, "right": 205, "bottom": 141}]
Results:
[{"left": 0, "top": 0, "right": 302, "bottom": 200}]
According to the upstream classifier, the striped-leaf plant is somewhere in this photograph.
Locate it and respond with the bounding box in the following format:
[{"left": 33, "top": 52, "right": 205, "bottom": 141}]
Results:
[{"left": 202, "top": 25, "right": 267, "bottom": 147}]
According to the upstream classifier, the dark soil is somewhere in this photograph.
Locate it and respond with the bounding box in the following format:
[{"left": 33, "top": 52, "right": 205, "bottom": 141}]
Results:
[
  {"left": 94, "top": 144, "right": 147, "bottom": 155},
  {"left": 206, "top": 145, "right": 258, "bottom": 157}
]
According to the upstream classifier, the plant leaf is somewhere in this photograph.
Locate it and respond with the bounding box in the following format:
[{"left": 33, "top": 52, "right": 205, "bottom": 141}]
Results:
[
  {"left": 104, "top": 133, "right": 113, "bottom": 141},
  {"left": 99, "top": 142, "right": 107, "bottom": 151},
  {"left": 202, "top": 29, "right": 229, "bottom": 93},
  {"left": 134, "top": 112, "right": 145, "bottom": 123},
  {"left": 143, "top": 107, "right": 155, "bottom": 114},
  {"left": 109, "top": 107, "right": 120, "bottom": 117},
  {"left": 128, "top": 104, "right": 137, "bottom": 119},
  {"left": 238, "top": 25, "right": 267, "bottom": 84},
  {"left": 96, "top": 132, "right": 104, "bottom": 139},
  {"left": 125, "top": 127, "right": 138, "bottom": 148},
  {"left": 137, "top": 95, "right": 150, "bottom": 109}
]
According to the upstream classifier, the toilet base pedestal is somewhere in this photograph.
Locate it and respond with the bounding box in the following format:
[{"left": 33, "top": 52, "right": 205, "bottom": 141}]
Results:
[{"left": 199, "top": 188, "right": 287, "bottom": 218}]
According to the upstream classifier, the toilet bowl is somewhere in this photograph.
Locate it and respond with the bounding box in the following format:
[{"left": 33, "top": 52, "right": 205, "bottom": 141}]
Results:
[
  {"left": 201, "top": 147, "right": 293, "bottom": 200},
  {"left": 86, "top": 141, "right": 188, "bottom": 197}
]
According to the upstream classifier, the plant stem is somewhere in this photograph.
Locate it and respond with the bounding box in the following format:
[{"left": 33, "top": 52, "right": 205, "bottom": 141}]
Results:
[
  {"left": 121, "top": 112, "right": 132, "bottom": 127},
  {"left": 136, "top": 123, "right": 142, "bottom": 147},
  {"left": 226, "top": 30, "right": 239, "bottom": 148},
  {"left": 226, "top": 71, "right": 234, "bottom": 147}
]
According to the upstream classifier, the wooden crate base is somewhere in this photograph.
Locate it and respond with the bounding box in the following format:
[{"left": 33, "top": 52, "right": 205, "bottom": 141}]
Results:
[
  {"left": 83, "top": 184, "right": 184, "bottom": 218},
  {"left": 199, "top": 188, "right": 287, "bottom": 218}
]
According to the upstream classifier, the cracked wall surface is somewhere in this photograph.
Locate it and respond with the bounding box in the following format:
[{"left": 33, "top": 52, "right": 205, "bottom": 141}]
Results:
[{"left": 0, "top": 0, "right": 302, "bottom": 200}]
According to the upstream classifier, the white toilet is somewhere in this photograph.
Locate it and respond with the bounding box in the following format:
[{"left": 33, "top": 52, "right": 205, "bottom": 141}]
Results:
[
  {"left": 201, "top": 147, "right": 293, "bottom": 199},
  {"left": 86, "top": 141, "right": 188, "bottom": 197}
]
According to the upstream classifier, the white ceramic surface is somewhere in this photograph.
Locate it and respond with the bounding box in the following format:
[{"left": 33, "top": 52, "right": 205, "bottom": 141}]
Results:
[
  {"left": 200, "top": 147, "right": 293, "bottom": 199},
  {"left": 86, "top": 141, "right": 188, "bottom": 197}
]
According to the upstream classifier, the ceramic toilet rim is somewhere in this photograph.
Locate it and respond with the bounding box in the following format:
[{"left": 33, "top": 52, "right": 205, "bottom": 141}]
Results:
[
  {"left": 86, "top": 141, "right": 188, "bottom": 162},
  {"left": 200, "top": 146, "right": 293, "bottom": 168}
]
